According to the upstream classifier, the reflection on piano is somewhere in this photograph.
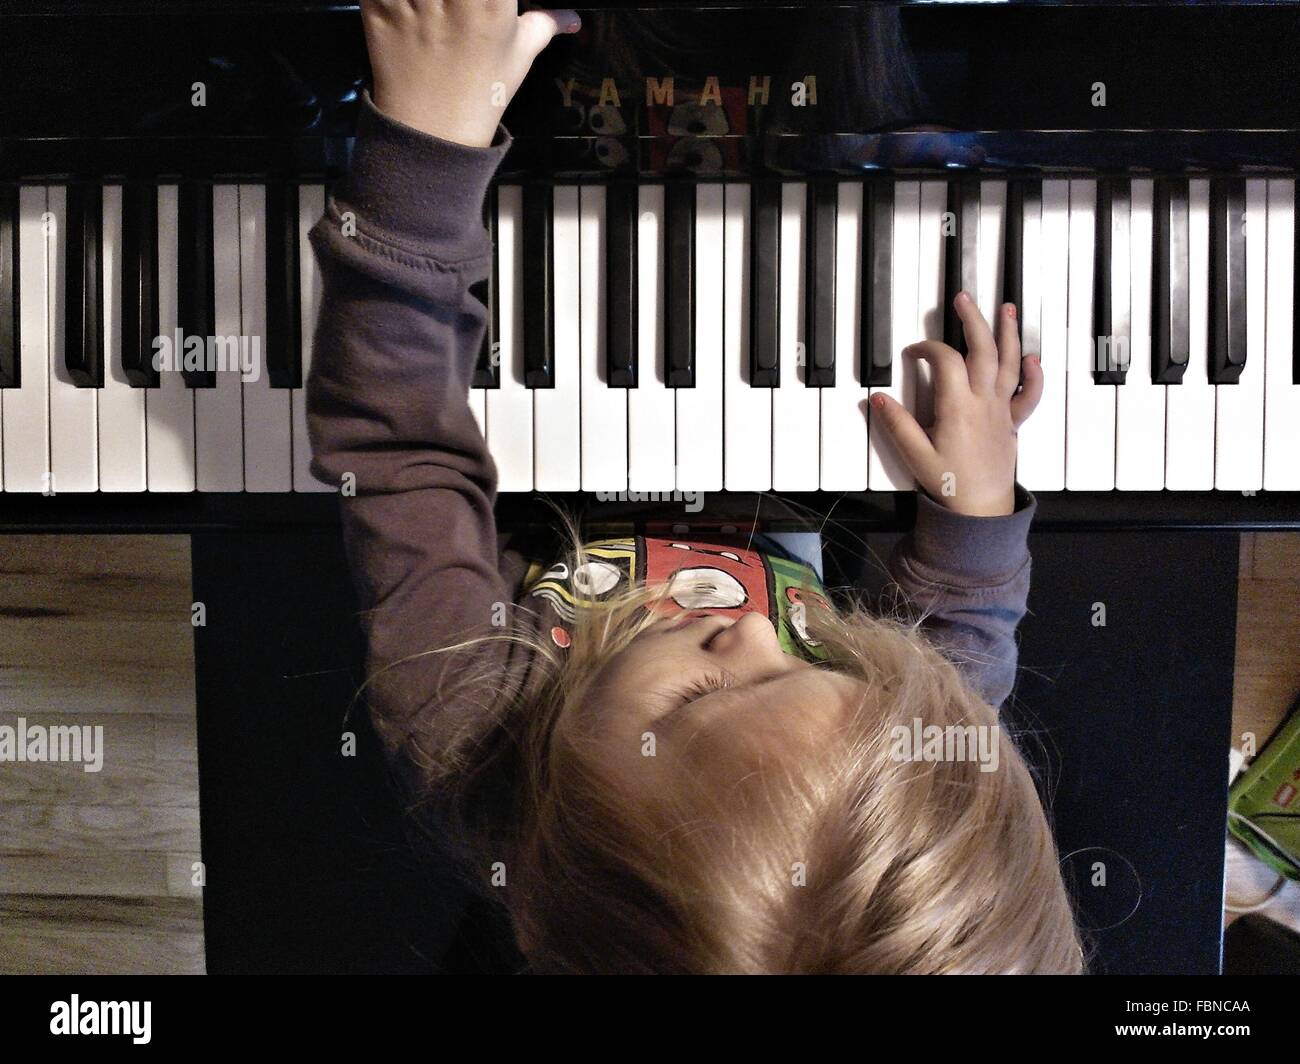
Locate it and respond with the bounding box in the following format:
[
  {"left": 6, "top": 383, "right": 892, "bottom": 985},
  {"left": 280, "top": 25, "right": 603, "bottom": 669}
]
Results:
[{"left": 1, "top": 1, "right": 1299, "bottom": 530}]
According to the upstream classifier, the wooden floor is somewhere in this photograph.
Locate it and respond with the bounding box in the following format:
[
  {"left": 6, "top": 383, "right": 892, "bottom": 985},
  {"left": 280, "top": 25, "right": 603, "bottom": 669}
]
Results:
[
  {"left": 1, "top": 531, "right": 1296, "bottom": 972},
  {"left": 1227, "top": 533, "right": 1300, "bottom": 935},
  {"left": 0, "top": 535, "right": 203, "bottom": 975}
]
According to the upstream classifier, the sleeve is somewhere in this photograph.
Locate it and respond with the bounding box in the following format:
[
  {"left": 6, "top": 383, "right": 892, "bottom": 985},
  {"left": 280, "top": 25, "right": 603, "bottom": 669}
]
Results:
[
  {"left": 886, "top": 486, "right": 1037, "bottom": 708},
  {"left": 305, "top": 90, "right": 526, "bottom": 792}
]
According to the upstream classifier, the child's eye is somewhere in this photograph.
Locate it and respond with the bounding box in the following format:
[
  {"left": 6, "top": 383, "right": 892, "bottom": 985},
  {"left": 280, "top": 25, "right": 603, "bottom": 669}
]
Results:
[{"left": 677, "top": 672, "right": 734, "bottom": 707}]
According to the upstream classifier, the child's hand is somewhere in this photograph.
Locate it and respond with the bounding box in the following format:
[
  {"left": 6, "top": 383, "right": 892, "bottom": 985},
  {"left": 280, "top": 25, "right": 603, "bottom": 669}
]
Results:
[
  {"left": 361, "top": 0, "right": 581, "bottom": 148},
  {"left": 871, "top": 293, "right": 1043, "bottom": 517}
]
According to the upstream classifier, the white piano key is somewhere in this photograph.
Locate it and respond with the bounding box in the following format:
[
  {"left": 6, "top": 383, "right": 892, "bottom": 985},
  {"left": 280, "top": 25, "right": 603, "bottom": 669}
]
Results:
[
  {"left": 1018, "top": 180, "right": 1067, "bottom": 490},
  {"left": 1214, "top": 179, "right": 1267, "bottom": 491},
  {"left": 819, "top": 180, "right": 869, "bottom": 492},
  {"left": 1115, "top": 179, "right": 1165, "bottom": 490},
  {"left": 1064, "top": 179, "right": 1115, "bottom": 491},
  {"left": 4, "top": 185, "right": 51, "bottom": 492},
  {"left": 98, "top": 185, "right": 147, "bottom": 492},
  {"left": 772, "top": 182, "right": 820, "bottom": 491},
  {"left": 534, "top": 185, "right": 581, "bottom": 491},
  {"left": 1165, "top": 179, "right": 1216, "bottom": 491},
  {"left": 869, "top": 180, "right": 919, "bottom": 491},
  {"left": 194, "top": 185, "right": 244, "bottom": 491},
  {"left": 292, "top": 184, "right": 334, "bottom": 492},
  {"left": 579, "top": 185, "right": 627, "bottom": 493},
  {"left": 486, "top": 185, "right": 534, "bottom": 492},
  {"left": 915, "top": 181, "right": 947, "bottom": 432},
  {"left": 239, "top": 184, "right": 292, "bottom": 493},
  {"left": 724, "top": 182, "right": 772, "bottom": 491},
  {"left": 976, "top": 179, "right": 1006, "bottom": 329},
  {"left": 467, "top": 385, "right": 486, "bottom": 440},
  {"left": 147, "top": 185, "right": 196, "bottom": 492},
  {"left": 1263, "top": 180, "right": 1299, "bottom": 491},
  {"left": 627, "top": 185, "right": 675, "bottom": 492},
  {"left": 47, "top": 186, "right": 98, "bottom": 492},
  {"left": 675, "top": 183, "right": 724, "bottom": 492},
  {"left": 1020, "top": 184, "right": 1043, "bottom": 361}
]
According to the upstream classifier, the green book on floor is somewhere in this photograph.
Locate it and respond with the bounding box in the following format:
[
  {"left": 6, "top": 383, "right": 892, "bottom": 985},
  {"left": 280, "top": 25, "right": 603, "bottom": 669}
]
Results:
[{"left": 1230, "top": 699, "right": 1300, "bottom": 881}]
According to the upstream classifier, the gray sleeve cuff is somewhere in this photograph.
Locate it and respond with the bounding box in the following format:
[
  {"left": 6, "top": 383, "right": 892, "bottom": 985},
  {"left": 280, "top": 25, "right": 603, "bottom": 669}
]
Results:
[
  {"left": 903, "top": 484, "right": 1037, "bottom": 587},
  {"left": 338, "top": 89, "right": 512, "bottom": 262}
]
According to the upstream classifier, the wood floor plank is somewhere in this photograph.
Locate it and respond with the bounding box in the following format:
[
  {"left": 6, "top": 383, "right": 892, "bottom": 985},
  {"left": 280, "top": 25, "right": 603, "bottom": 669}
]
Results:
[
  {"left": 1251, "top": 532, "right": 1300, "bottom": 581},
  {"left": 0, "top": 713, "right": 155, "bottom": 759},
  {"left": 0, "top": 805, "right": 200, "bottom": 852},
  {"left": 0, "top": 852, "right": 176, "bottom": 896},
  {"left": 0, "top": 760, "right": 199, "bottom": 807},
  {"left": 0, "top": 930, "right": 205, "bottom": 975},
  {"left": 1, "top": 533, "right": 202, "bottom": 974},
  {"left": 0, "top": 894, "right": 203, "bottom": 934}
]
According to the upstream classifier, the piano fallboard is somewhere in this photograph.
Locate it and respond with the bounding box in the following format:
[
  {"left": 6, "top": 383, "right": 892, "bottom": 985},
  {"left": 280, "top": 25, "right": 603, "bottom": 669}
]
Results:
[{"left": 2, "top": 491, "right": 1299, "bottom": 534}]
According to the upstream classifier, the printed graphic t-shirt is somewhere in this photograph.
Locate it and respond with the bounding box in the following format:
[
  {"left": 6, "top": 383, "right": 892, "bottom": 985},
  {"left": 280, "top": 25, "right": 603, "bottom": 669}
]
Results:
[{"left": 521, "top": 536, "right": 832, "bottom": 662}]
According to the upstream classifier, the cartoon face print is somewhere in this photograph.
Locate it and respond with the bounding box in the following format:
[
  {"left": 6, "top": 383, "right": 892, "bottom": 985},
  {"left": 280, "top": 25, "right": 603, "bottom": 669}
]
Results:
[
  {"left": 667, "top": 542, "right": 744, "bottom": 565},
  {"left": 785, "top": 586, "right": 829, "bottom": 648},
  {"left": 643, "top": 539, "right": 769, "bottom": 620},
  {"left": 667, "top": 566, "right": 748, "bottom": 610},
  {"left": 572, "top": 560, "right": 622, "bottom": 597}
]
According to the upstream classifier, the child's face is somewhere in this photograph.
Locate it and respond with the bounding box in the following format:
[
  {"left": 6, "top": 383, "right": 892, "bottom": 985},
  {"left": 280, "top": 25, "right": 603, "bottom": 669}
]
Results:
[{"left": 574, "top": 612, "right": 865, "bottom": 782}]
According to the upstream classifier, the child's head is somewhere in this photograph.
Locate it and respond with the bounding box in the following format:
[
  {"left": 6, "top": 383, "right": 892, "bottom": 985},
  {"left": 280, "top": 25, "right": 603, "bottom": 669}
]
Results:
[{"left": 456, "top": 534, "right": 1086, "bottom": 975}]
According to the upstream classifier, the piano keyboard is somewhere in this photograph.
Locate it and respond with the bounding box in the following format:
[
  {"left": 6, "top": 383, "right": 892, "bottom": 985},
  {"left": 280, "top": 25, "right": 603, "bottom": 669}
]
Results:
[{"left": 0, "top": 177, "right": 1296, "bottom": 494}]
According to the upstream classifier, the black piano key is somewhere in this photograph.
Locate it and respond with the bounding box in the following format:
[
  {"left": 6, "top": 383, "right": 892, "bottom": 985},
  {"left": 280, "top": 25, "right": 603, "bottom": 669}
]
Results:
[
  {"left": 1002, "top": 180, "right": 1026, "bottom": 340},
  {"left": 805, "top": 178, "right": 836, "bottom": 388},
  {"left": 1153, "top": 178, "right": 1190, "bottom": 384},
  {"left": 64, "top": 184, "right": 104, "bottom": 388},
  {"left": 1209, "top": 177, "right": 1247, "bottom": 385},
  {"left": 177, "top": 181, "right": 216, "bottom": 388},
  {"left": 121, "top": 183, "right": 159, "bottom": 388},
  {"left": 264, "top": 182, "right": 302, "bottom": 389},
  {"left": 470, "top": 184, "right": 499, "bottom": 389},
  {"left": 521, "top": 182, "right": 554, "bottom": 389},
  {"left": 863, "top": 181, "right": 892, "bottom": 387},
  {"left": 943, "top": 179, "right": 980, "bottom": 354},
  {"left": 1092, "top": 177, "right": 1131, "bottom": 385},
  {"left": 749, "top": 179, "right": 780, "bottom": 388},
  {"left": 0, "top": 183, "right": 17, "bottom": 388},
  {"left": 605, "top": 181, "right": 637, "bottom": 389},
  {"left": 665, "top": 181, "right": 695, "bottom": 388},
  {"left": 1294, "top": 178, "right": 1299, "bottom": 386}
]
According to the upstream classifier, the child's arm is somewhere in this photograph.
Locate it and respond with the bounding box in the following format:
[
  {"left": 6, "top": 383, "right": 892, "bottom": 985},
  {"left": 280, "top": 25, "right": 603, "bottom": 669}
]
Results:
[
  {"left": 872, "top": 294, "right": 1044, "bottom": 708},
  {"left": 306, "top": 1, "right": 577, "bottom": 780}
]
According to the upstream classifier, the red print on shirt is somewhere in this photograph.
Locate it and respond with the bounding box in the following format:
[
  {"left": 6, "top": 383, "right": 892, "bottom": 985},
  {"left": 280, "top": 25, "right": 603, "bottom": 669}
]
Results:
[{"left": 642, "top": 540, "right": 772, "bottom": 624}]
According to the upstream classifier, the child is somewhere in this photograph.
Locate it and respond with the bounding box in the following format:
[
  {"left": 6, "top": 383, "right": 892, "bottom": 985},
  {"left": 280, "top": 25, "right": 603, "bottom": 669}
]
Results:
[{"left": 307, "top": 0, "right": 1082, "bottom": 974}]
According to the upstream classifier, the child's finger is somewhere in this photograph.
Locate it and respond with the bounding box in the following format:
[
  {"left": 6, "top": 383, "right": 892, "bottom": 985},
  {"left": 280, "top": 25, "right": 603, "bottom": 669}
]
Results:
[
  {"left": 994, "top": 303, "right": 1022, "bottom": 397},
  {"left": 1010, "top": 356, "right": 1044, "bottom": 428},
  {"left": 904, "top": 340, "right": 969, "bottom": 404},
  {"left": 516, "top": 7, "right": 581, "bottom": 55},
  {"left": 955, "top": 291, "right": 999, "bottom": 394},
  {"left": 870, "top": 393, "right": 941, "bottom": 485}
]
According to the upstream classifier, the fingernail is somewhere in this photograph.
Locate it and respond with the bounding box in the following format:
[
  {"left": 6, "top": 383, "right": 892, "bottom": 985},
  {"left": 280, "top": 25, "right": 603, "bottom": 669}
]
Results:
[
  {"left": 1005, "top": 303, "right": 1017, "bottom": 319},
  {"left": 564, "top": 13, "right": 582, "bottom": 32},
  {"left": 870, "top": 393, "right": 886, "bottom": 410},
  {"left": 956, "top": 291, "right": 969, "bottom": 304}
]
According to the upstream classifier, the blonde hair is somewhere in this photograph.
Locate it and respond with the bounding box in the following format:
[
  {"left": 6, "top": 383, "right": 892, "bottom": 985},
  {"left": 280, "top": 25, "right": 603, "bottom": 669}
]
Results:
[{"left": 399, "top": 514, "right": 1085, "bottom": 975}]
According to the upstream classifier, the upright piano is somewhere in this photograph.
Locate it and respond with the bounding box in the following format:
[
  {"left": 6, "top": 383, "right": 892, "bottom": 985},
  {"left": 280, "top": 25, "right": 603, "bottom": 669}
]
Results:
[{"left": 0, "top": 0, "right": 1292, "bottom": 973}]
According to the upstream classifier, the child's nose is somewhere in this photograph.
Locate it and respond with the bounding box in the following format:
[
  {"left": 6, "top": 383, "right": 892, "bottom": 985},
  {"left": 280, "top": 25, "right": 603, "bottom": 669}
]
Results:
[{"left": 707, "top": 611, "right": 791, "bottom": 667}]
